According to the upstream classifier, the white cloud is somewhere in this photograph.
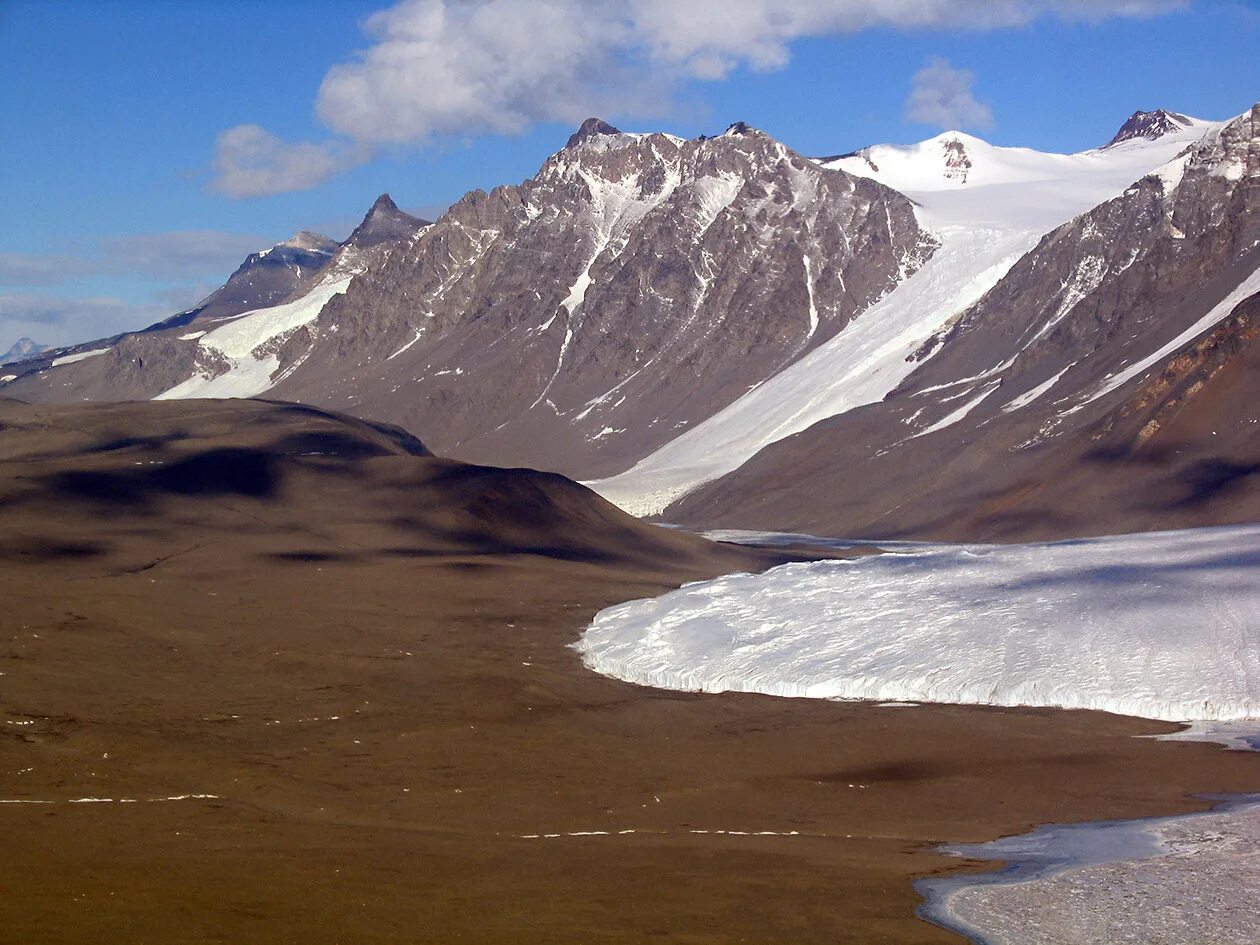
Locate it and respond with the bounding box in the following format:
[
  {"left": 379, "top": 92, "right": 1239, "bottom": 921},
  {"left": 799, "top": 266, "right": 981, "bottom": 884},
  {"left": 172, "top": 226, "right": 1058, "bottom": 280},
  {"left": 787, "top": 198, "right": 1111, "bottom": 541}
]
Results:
[
  {"left": 315, "top": 0, "right": 656, "bottom": 146},
  {"left": 630, "top": 0, "right": 1187, "bottom": 77},
  {"left": 904, "top": 56, "right": 994, "bottom": 131},
  {"left": 212, "top": 125, "right": 363, "bottom": 199},
  {"left": 211, "top": 0, "right": 1188, "bottom": 196}
]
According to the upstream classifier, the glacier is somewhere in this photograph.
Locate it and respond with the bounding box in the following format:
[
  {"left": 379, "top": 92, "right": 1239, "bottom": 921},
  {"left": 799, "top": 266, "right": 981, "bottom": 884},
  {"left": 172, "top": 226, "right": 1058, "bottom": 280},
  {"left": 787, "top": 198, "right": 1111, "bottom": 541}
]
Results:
[{"left": 576, "top": 525, "right": 1260, "bottom": 722}]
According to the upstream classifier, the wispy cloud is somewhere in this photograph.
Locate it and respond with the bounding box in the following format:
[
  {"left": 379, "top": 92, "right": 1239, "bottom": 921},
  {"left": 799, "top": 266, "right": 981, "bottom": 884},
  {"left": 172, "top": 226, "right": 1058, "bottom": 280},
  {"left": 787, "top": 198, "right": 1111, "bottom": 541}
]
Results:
[
  {"left": 629, "top": 0, "right": 1186, "bottom": 78},
  {"left": 0, "top": 230, "right": 271, "bottom": 351},
  {"left": 0, "top": 230, "right": 269, "bottom": 288},
  {"left": 905, "top": 56, "right": 994, "bottom": 131},
  {"left": 0, "top": 292, "right": 170, "bottom": 352},
  {"left": 211, "top": 0, "right": 1188, "bottom": 196},
  {"left": 211, "top": 125, "right": 365, "bottom": 199}
]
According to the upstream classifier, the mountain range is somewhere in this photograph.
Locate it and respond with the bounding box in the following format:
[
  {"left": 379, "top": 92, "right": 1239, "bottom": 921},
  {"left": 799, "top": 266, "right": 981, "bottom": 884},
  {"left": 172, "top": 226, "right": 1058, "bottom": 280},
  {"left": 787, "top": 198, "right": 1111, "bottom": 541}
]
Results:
[{"left": 4, "top": 106, "right": 1257, "bottom": 540}]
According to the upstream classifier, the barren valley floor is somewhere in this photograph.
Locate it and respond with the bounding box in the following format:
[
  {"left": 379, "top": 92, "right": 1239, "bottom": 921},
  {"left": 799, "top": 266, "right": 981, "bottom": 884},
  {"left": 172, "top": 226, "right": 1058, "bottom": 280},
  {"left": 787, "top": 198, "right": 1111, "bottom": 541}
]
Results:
[
  {"left": 5, "top": 546, "right": 1260, "bottom": 944},
  {"left": 2, "top": 399, "right": 1257, "bottom": 944}
]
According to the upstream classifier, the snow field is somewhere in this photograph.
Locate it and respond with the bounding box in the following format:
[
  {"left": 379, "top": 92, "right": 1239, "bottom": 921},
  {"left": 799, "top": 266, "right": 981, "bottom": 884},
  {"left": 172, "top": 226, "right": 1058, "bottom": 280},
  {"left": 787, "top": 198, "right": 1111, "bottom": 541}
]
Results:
[
  {"left": 155, "top": 278, "right": 351, "bottom": 400},
  {"left": 51, "top": 348, "right": 111, "bottom": 367}
]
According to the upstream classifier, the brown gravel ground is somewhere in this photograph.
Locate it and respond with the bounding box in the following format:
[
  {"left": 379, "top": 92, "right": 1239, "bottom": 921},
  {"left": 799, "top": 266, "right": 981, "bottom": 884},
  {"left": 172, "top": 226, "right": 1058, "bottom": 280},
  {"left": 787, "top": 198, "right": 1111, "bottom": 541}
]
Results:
[{"left": 2, "top": 398, "right": 1256, "bottom": 945}]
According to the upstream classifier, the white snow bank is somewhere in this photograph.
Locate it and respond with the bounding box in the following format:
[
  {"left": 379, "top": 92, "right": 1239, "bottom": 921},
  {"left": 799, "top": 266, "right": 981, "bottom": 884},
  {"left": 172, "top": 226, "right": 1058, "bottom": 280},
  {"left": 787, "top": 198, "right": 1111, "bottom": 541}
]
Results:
[
  {"left": 1068, "top": 261, "right": 1260, "bottom": 414},
  {"left": 155, "top": 278, "right": 349, "bottom": 401},
  {"left": 51, "top": 348, "right": 110, "bottom": 367},
  {"left": 577, "top": 525, "right": 1260, "bottom": 722},
  {"left": 189, "top": 278, "right": 350, "bottom": 362}
]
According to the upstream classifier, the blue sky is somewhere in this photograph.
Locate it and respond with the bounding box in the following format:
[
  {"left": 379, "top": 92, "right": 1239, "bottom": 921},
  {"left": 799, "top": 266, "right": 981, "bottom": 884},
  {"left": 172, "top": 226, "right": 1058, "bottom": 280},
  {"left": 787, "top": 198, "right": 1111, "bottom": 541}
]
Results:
[{"left": 1, "top": 0, "right": 1258, "bottom": 351}]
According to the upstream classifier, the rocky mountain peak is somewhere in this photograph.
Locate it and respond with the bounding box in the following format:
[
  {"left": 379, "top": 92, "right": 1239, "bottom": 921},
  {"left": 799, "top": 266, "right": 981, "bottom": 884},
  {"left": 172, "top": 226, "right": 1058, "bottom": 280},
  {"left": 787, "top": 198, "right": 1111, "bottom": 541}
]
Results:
[
  {"left": 368, "top": 192, "right": 401, "bottom": 215},
  {"left": 566, "top": 117, "right": 622, "bottom": 149},
  {"left": 722, "top": 121, "right": 758, "bottom": 138},
  {"left": 344, "top": 193, "right": 429, "bottom": 250},
  {"left": 1108, "top": 109, "right": 1193, "bottom": 147},
  {"left": 937, "top": 135, "right": 974, "bottom": 183},
  {"left": 276, "top": 231, "right": 338, "bottom": 255},
  {"left": 1, "top": 337, "right": 48, "bottom": 365}
]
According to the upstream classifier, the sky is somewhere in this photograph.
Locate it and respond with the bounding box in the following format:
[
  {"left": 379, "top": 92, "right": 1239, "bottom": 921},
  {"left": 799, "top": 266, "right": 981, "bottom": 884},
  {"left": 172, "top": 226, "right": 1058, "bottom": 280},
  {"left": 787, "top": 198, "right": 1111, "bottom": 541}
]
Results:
[{"left": 1, "top": 0, "right": 1258, "bottom": 352}]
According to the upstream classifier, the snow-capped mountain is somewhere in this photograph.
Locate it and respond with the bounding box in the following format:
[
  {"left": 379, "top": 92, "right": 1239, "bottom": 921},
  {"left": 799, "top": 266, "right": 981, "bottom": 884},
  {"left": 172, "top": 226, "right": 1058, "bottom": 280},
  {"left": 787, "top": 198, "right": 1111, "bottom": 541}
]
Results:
[
  {"left": 6, "top": 103, "right": 1258, "bottom": 541},
  {"left": 1, "top": 337, "right": 49, "bottom": 365},
  {"left": 240, "top": 119, "right": 934, "bottom": 478},
  {"left": 590, "top": 110, "right": 1221, "bottom": 516},
  {"left": 660, "top": 105, "right": 1260, "bottom": 539},
  {"left": 1107, "top": 109, "right": 1198, "bottom": 146}
]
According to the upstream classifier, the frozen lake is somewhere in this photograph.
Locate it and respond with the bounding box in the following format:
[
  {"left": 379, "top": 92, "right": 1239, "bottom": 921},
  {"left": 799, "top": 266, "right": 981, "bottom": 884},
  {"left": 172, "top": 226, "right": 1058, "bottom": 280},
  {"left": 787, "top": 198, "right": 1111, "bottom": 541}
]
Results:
[{"left": 916, "top": 792, "right": 1260, "bottom": 945}]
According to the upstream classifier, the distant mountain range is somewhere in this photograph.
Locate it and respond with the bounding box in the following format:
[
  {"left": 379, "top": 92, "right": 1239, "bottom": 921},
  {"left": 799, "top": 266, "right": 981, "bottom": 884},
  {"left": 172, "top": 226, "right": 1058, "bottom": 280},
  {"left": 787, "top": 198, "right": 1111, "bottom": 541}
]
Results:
[{"left": 4, "top": 105, "right": 1257, "bottom": 540}]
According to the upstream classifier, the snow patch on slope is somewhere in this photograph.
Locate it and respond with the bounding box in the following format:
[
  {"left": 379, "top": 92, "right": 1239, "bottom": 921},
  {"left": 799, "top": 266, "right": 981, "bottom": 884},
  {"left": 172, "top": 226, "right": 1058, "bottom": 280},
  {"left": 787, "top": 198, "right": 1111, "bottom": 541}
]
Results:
[
  {"left": 155, "top": 278, "right": 350, "bottom": 401},
  {"left": 1002, "top": 365, "right": 1074, "bottom": 413},
  {"left": 688, "top": 173, "right": 743, "bottom": 234},
  {"left": 909, "top": 382, "right": 999, "bottom": 439},
  {"left": 51, "top": 348, "right": 110, "bottom": 368},
  {"left": 577, "top": 525, "right": 1260, "bottom": 722},
  {"left": 1068, "top": 262, "right": 1260, "bottom": 413}
]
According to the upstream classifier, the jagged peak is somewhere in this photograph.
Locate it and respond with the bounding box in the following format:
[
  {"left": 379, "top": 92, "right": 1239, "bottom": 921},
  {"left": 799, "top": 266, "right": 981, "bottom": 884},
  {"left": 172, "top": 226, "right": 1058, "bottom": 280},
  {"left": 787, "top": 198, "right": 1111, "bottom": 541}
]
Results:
[
  {"left": 1107, "top": 109, "right": 1194, "bottom": 147},
  {"left": 344, "top": 194, "right": 429, "bottom": 251},
  {"left": 566, "top": 118, "right": 622, "bottom": 149},
  {"left": 722, "top": 121, "right": 762, "bottom": 138},
  {"left": 367, "top": 193, "right": 401, "bottom": 216}
]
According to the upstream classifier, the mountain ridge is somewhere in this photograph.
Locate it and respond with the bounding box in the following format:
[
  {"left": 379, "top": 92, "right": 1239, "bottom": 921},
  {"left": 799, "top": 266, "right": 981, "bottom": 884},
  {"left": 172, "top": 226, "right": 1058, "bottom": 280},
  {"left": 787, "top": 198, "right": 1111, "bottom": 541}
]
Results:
[
  {"left": 6, "top": 105, "right": 1259, "bottom": 542},
  {"left": 661, "top": 105, "right": 1260, "bottom": 540}
]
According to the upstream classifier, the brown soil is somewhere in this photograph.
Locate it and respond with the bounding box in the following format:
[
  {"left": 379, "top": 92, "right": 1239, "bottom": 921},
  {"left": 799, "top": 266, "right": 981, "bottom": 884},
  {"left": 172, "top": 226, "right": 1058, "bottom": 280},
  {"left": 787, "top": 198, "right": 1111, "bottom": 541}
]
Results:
[{"left": 2, "top": 398, "right": 1257, "bottom": 944}]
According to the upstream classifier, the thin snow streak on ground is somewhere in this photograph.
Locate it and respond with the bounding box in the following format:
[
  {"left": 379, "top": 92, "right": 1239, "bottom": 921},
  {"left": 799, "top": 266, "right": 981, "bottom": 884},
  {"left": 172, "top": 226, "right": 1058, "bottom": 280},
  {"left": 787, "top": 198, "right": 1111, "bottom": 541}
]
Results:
[
  {"left": 511, "top": 828, "right": 833, "bottom": 840},
  {"left": 0, "top": 794, "right": 219, "bottom": 806}
]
